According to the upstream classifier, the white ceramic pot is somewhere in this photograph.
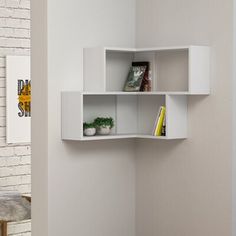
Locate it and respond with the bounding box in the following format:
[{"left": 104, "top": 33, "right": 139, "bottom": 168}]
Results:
[
  {"left": 97, "top": 126, "right": 111, "bottom": 135},
  {"left": 84, "top": 128, "right": 96, "bottom": 136}
]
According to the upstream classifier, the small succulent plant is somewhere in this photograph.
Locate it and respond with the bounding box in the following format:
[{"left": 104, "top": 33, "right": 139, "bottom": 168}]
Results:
[
  {"left": 94, "top": 117, "right": 114, "bottom": 129},
  {"left": 83, "top": 122, "right": 96, "bottom": 130}
]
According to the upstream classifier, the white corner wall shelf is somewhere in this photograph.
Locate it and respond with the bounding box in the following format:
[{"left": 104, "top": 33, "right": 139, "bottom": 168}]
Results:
[{"left": 61, "top": 45, "right": 210, "bottom": 141}]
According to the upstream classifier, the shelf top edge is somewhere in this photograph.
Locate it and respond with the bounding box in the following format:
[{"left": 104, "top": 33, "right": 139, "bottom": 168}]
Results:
[
  {"left": 100, "top": 45, "right": 209, "bottom": 52},
  {"left": 82, "top": 91, "right": 190, "bottom": 95},
  {"left": 61, "top": 91, "right": 210, "bottom": 96}
]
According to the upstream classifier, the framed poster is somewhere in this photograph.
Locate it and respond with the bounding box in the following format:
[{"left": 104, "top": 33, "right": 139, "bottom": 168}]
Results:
[{"left": 6, "top": 56, "right": 31, "bottom": 143}]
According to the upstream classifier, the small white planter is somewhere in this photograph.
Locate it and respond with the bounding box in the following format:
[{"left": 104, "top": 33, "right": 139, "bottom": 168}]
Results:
[
  {"left": 97, "top": 126, "right": 111, "bottom": 135},
  {"left": 84, "top": 128, "right": 96, "bottom": 136}
]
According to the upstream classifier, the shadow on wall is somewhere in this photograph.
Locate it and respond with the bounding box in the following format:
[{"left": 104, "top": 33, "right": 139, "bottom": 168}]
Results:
[
  {"left": 62, "top": 139, "right": 136, "bottom": 160},
  {"left": 137, "top": 138, "right": 186, "bottom": 159}
]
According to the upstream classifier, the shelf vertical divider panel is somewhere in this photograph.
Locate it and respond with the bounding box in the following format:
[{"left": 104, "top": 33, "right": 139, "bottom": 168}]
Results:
[
  {"left": 166, "top": 95, "right": 187, "bottom": 139},
  {"left": 83, "top": 47, "right": 106, "bottom": 92},
  {"left": 61, "top": 92, "right": 83, "bottom": 140},
  {"left": 106, "top": 50, "right": 134, "bottom": 92},
  {"left": 189, "top": 46, "right": 210, "bottom": 94}
]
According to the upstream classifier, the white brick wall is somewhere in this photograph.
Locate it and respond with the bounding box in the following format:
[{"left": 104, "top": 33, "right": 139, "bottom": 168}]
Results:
[{"left": 0, "top": 0, "right": 31, "bottom": 235}]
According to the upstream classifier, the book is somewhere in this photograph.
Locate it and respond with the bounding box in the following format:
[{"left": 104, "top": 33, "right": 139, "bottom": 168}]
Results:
[
  {"left": 123, "top": 66, "right": 146, "bottom": 92},
  {"left": 161, "top": 115, "right": 166, "bottom": 136},
  {"left": 132, "top": 61, "right": 150, "bottom": 91},
  {"left": 152, "top": 107, "right": 162, "bottom": 135},
  {"left": 154, "top": 106, "right": 166, "bottom": 136}
]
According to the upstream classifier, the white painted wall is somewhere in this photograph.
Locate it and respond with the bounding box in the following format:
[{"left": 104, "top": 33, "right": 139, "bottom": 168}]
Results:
[
  {"left": 32, "top": 0, "right": 235, "bottom": 236},
  {"left": 135, "top": 1, "right": 233, "bottom": 236},
  {"left": 32, "top": 0, "right": 136, "bottom": 236}
]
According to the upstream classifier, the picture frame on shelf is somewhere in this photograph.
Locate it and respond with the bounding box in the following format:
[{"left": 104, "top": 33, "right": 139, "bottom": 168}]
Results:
[{"left": 123, "top": 66, "right": 146, "bottom": 92}]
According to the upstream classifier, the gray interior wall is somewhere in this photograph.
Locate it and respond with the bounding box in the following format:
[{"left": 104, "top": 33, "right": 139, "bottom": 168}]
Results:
[
  {"left": 32, "top": 0, "right": 235, "bottom": 236},
  {"left": 135, "top": 1, "right": 233, "bottom": 236}
]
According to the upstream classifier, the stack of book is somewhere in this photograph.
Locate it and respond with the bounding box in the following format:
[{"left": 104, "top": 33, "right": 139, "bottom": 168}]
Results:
[{"left": 152, "top": 106, "right": 166, "bottom": 136}]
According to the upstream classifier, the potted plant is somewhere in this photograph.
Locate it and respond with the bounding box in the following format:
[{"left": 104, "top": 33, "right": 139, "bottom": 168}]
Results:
[
  {"left": 83, "top": 122, "right": 96, "bottom": 136},
  {"left": 94, "top": 117, "right": 114, "bottom": 135}
]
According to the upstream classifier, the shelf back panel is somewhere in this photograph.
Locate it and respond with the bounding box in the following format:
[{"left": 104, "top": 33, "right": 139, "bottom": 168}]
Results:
[
  {"left": 133, "top": 50, "right": 189, "bottom": 92},
  {"left": 138, "top": 95, "right": 166, "bottom": 135},
  {"left": 106, "top": 51, "right": 134, "bottom": 91},
  {"left": 83, "top": 95, "right": 116, "bottom": 134},
  {"left": 155, "top": 50, "right": 189, "bottom": 92},
  {"left": 116, "top": 95, "right": 138, "bottom": 134}
]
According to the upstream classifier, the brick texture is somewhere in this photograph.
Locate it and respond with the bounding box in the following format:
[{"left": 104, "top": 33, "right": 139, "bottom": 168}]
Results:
[{"left": 0, "top": 0, "right": 31, "bottom": 235}]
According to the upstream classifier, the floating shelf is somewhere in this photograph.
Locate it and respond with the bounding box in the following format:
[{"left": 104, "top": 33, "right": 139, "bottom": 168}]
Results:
[{"left": 61, "top": 45, "right": 210, "bottom": 141}]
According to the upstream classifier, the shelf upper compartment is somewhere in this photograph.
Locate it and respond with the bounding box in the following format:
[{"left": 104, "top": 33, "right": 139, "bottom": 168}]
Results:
[{"left": 83, "top": 45, "right": 210, "bottom": 95}]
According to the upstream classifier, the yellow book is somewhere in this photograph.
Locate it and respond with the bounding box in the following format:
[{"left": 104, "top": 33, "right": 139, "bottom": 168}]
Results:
[
  {"left": 152, "top": 107, "right": 162, "bottom": 135},
  {"left": 154, "top": 106, "right": 166, "bottom": 136}
]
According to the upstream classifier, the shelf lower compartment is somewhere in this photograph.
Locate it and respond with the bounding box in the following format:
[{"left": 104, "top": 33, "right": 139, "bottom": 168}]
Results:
[{"left": 61, "top": 92, "right": 188, "bottom": 141}]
